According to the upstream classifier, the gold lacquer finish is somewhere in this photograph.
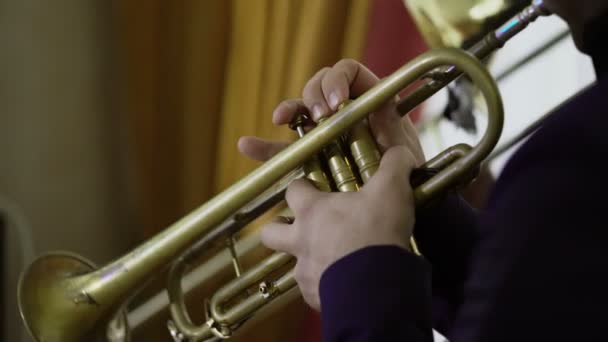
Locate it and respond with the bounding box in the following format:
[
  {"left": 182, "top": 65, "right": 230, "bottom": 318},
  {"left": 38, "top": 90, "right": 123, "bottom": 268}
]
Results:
[
  {"left": 347, "top": 119, "right": 381, "bottom": 183},
  {"left": 321, "top": 139, "right": 360, "bottom": 192},
  {"left": 291, "top": 115, "right": 333, "bottom": 192},
  {"left": 17, "top": 2, "right": 550, "bottom": 341}
]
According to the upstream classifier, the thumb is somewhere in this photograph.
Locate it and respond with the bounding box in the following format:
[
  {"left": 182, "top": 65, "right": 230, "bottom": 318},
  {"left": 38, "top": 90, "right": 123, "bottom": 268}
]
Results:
[
  {"left": 238, "top": 136, "right": 290, "bottom": 162},
  {"left": 363, "top": 145, "right": 416, "bottom": 197}
]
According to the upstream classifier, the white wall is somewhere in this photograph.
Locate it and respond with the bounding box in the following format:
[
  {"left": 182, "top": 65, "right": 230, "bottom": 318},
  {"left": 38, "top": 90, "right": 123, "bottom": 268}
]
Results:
[{"left": 417, "top": 15, "right": 596, "bottom": 177}]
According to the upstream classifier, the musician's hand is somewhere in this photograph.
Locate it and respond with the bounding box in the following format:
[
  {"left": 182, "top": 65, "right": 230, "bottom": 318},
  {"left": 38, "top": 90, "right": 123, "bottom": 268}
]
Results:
[
  {"left": 238, "top": 59, "right": 423, "bottom": 311},
  {"left": 261, "top": 144, "right": 417, "bottom": 311},
  {"left": 238, "top": 59, "right": 424, "bottom": 164}
]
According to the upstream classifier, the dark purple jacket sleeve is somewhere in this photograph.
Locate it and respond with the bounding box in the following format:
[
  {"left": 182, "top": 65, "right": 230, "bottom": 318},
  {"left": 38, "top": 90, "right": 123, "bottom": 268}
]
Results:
[
  {"left": 319, "top": 30, "right": 608, "bottom": 340},
  {"left": 320, "top": 246, "right": 434, "bottom": 342},
  {"left": 319, "top": 193, "right": 477, "bottom": 342},
  {"left": 414, "top": 194, "right": 479, "bottom": 332},
  {"left": 320, "top": 149, "right": 608, "bottom": 342}
]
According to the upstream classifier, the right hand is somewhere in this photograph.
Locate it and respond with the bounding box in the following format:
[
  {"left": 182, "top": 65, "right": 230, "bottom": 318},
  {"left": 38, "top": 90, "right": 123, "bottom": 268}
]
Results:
[{"left": 238, "top": 58, "right": 425, "bottom": 167}]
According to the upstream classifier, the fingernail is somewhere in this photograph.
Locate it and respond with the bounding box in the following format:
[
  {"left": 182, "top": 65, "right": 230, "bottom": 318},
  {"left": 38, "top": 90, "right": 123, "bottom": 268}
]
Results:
[
  {"left": 312, "top": 104, "right": 324, "bottom": 121},
  {"left": 329, "top": 92, "right": 341, "bottom": 110}
]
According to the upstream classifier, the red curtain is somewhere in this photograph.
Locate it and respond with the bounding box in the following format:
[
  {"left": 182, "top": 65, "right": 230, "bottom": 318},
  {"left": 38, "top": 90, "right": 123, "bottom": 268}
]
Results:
[
  {"left": 362, "top": 0, "right": 428, "bottom": 123},
  {"left": 298, "top": 1, "right": 428, "bottom": 341}
]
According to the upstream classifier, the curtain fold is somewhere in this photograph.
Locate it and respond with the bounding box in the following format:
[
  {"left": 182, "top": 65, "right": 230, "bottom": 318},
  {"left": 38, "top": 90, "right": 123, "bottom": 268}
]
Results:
[
  {"left": 216, "top": 0, "right": 372, "bottom": 192},
  {"left": 115, "top": 1, "right": 371, "bottom": 340}
]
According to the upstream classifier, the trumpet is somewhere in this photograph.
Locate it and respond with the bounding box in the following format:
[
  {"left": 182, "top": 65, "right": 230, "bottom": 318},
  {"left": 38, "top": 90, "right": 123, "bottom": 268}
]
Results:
[{"left": 17, "top": 1, "right": 550, "bottom": 341}]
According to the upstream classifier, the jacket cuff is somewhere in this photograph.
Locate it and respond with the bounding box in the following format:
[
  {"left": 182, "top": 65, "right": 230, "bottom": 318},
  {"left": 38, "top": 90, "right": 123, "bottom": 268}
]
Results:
[{"left": 319, "top": 245, "right": 433, "bottom": 340}]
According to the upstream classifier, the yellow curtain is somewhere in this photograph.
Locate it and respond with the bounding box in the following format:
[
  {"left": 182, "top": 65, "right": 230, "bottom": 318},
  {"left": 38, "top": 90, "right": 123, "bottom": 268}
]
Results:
[
  {"left": 215, "top": 0, "right": 371, "bottom": 193},
  {"left": 114, "top": 0, "right": 370, "bottom": 340}
]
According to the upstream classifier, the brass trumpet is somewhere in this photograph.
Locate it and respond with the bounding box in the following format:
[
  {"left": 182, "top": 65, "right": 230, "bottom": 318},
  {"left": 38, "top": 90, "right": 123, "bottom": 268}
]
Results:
[{"left": 17, "top": 1, "right": 550, "bottom": 341}]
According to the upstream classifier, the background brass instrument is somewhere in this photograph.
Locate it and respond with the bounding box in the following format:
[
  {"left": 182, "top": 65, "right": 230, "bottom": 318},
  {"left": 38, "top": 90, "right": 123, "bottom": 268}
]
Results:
[
  {"left": 17, "top": 1, "right": 550, "bottom": 341},
  {"left": 405, "top": 0, "right": 530, "bottom": 133}
]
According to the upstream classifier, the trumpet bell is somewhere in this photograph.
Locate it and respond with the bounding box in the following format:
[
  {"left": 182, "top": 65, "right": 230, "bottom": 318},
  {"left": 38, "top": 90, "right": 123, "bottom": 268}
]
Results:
[{"left": 18, "top": 252, "right": 130, "bottom": 342}]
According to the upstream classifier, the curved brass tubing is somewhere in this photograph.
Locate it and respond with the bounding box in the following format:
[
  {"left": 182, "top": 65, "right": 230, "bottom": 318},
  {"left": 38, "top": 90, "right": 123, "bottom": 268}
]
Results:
[
  {"left": 163, "top": 48, "right": 503, "bottom": 341},
  {"left": 18, "top": 2, "right": 551, "bottom": 340},
  {"left": 18, "top": 49, "right": 500, "bottom": 342},
  {"left": 20, "top": 47, "right": 501, "bottom": 342}
]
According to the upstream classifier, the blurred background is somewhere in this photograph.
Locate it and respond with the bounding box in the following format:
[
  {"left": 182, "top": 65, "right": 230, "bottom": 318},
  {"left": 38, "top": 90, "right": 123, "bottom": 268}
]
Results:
[{"left": 0, "top": 0, "right": 594, "bottom": 341}]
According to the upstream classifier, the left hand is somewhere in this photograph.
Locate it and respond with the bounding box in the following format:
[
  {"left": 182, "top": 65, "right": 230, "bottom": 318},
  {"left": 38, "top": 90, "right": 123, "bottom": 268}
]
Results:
[
  {"left": 261, "top": 144, "right": 418, "bottom": 311},
  {"left": 238, "top": 59, "right": 423, "bottom": 311}
]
